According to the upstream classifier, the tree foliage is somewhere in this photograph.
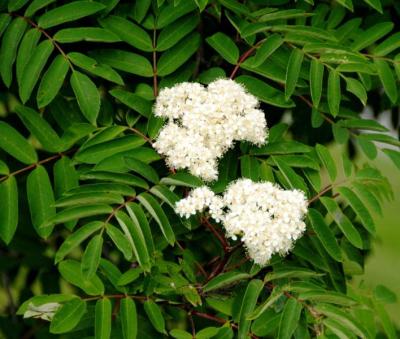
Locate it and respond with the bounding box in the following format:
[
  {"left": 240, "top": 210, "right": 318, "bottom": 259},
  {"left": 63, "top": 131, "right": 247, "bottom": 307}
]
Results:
[{"left": 0, "top": 0, "right": 399, "bottom": 338}]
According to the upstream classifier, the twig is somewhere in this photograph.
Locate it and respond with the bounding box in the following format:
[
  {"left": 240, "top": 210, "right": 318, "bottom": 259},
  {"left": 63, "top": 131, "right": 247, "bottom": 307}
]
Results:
[
  {"left": 128, "top": 127, "right": 154, "bottom": 145},
  {"left": 201, "top": 217, "right": 230, "bottom": 252},
  {"left": 0, "top": 149, "right": 75, "bottom": 183},
  {"left": 230, "top": 45, "right": 258, "bottom": 79},
  {"left": 104, "top": 195, "right": 137, "bottom": 224}
]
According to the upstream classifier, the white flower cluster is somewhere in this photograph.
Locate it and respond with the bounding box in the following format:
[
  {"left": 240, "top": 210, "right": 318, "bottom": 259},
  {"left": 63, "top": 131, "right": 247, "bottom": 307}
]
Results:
[
  {"left": 175, "top": 179, "right": 308, "bottom": 265},
  {"left": 153, "top": 79, "right": 268, "bottom": 181}
]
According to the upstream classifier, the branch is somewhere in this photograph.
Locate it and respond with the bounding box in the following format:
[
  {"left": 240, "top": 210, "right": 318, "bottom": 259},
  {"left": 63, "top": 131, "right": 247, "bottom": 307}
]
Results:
[
  {"left": 0, "top": 149, "right": 75, "bottom": 183},
  {"left": 201, "top": 217, "right": 230, "bottom": 252},
  {"left": 230, "top": 45, "right": 258, "bottom": 79},
  {"left": 307, "top": 184, "right": 333, "bottom": 205}
]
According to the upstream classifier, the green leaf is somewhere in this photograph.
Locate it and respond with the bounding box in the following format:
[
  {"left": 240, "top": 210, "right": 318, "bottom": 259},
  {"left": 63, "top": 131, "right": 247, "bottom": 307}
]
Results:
[
  {"left": 323, "top": 318, "right": 355, "bottom": 338},
  {"left": 137, "top": 192, "right": 175, "bottom": 245},
  {"left": 337, "top": 118, "right": 388, "bottom": 131},
  {"left": 0, "top": 160, "right": 8, "bottom": 175},
  {"left": 81, "top": 126, "right": 127, "bottom": 149},
  {"left": 24, "top": 0, "right": 56, "bottom": 17},
  {"left": 109, "top": 89, "right": 152, "bottom": 118},
  {"left": 252, "top": 309, "right": 280, "bottom": 336},
  {"left": 27, "top": 165, "right": 56, "bottom": 238},
  {"left": 310, "top": 59, "right": 324, "bottom": 108},
  {"left": 332, "top": 124, "right": 349, "bottom": 144},
  {"left": 252, "top": 34, "right": 283, "bottom": 67},
  {"left": 157, "top": 32, "right": 201, "bottom": 76},
  {"left": 374, "top": 301, "right": 396, "bottom": 339},
  {"left": 38, "top": 1, "right": 106, "bottom": 29},
  {"left": 314, "top": 304, "right": 369, "bottom": 338},
  {"left": 375, "top": 59, "right": 397, "bottom": 104},
  {"left": 315, "top": 143, "right": 337, "bottom": 181},
  {"left": 157, "top": 1, "right": 197, "bottom": 28},
  {"left": 0, "top": 177, "right": 18, "bottom": 244},
  {"left": 206, "top": 32, "right": 239, "bottom": 65},
  {"left": 117, "top": 267, "right": 142, "bottom": 286},
  {"left": 320, "top": 197, "right": 363, "bottom": 249},
  {"left": 194, "top": 0, "right": 208, "bottom": 11},
  {"left": 16, "top": 28, "right": 41, "bottom": 87},
  {"left": 54, "top": 27, "right": 120, "bottom": 43},
  {"left": 75, "top": 135, "right": 145, "bottom": 164},
  {"left": 373, "top": 32, "right": 400, "bottom": 56},
  {"left": 285, "top": 48, "right": 304, "bottom": 99},
  {"left": 15, "top": 105, "right": 62, "bottom": 152},
  {"left": 160, "top": 172, "right": 203, "bottom": 188},
  {"left": 272, "top": 156, "right": 308, "bottom": 192},
  {"left": 126, "top": 202, "right": 155, "bottom": 254},
  {"left": 95, "top": 298, "right": 112, "bottom": 339},
  {"left": 251, "top": 141, "right": 312, "bottom": 155},
  {"left": 358, "top": 133, "right": 400, "bottom": 147},
  {"left": 125, "top": 157, "right": 159, "bottom": 184},
  {"left": 351, "top": 22, "right": 393, "bottom": 51},
  {"left": 383, "top": 148, "right": 400, "bottom": 170},
  {"left": 337, "top": 186, "right": 375, "bottom": 234},
  {"left": 59, "top": 259, "right": 104, "bottom": 295},
  {"left": 120, "top": 298, "right": 137, "bottom": 339},
  {"left": 170, "top": 329, "right": 192, "bottom": 339},
  {"left": 44, "top": 204, "right": 113, "bottom": 228},
  {"left": 53, "top": 156, "right": 79, "bottom": 198},
  {"left": 8, "top": 0, "right": 30, "bottom": 11},
  {"left": 37, "top": 55, "right": 69, "bottom": 108},
  {"left": 240, "top": 155, "right": 260, "bottom": 181},
  {"left": 144, "top": 300, "right": 166, "bottom": 334},
  {"left": 362, "top": 0, "right": 382, "bottom": 13},
  {"left": 132, "top": 0, "right": 151, "bottom": 23},
  {"left": 358, "top": 136, "right": 377, "bottom": 160},
  {"left": 248, "top": 287, "right": 285, "bottom": 320},
  {"left": 66, "top": 183, "right": 134, "bottom": 197},
  {"left": 55, "top": 221, "right": 103, "bottom": 263},
  {"left": 308, "top": 208, "right": 342, "bottom": 262},
  {"left": 50, "top": 298, "right": 87, "bottom": 334},
  {"left": 0, "top": 17, "right": 27, "bottom": 87},
  {"left": 236, "top": 75, "right": 295, "bottom": 108},
  {"left": 0, "top": 14, "right": 11, "bottom": 37},
  {"left": 55, "top": 191, "right": 123, "bottom": 207},
  {"left": 100, "top": 16, "right": 153, "bottom": 52},
  {"left": 81, "top": 171, "right": 148, "bottom": 189},
  {"left": 81, "top": 234, "right": 103, "bottom": 279},
  {"left": 115, "top": 211, "right": 151, "bottom": 270},
  {"left": 203, "top": 271, "right": 251, "bottom": 292},
  {"left": 106, "top": 224, "right": 133, "bottom": 261},
  {"left": 19, "top": 40, "right": 54, "bottom": 103},
  {"left": 218, "top": 0, "right": 249, "bottom": 15},
  {"left": 327, "top": 69, "right": 341, "bottom": 117},
  {"left": 90, "top": 49, "right": 153, "bottom": 77},
  {"left": 157, "top": 15, "right": 199, "bottom": 51},
  {"left": 70, "top": 70, "right": 101, "bottom": 125},
  {"left": 238, "top": 280, "right": 264, "bottom": 339},
  {"left": 277, "top": 298, "right": 302, "bottom": 339},
  {"left": 68, "top": 52, "right": 123, "bottom": 85}
]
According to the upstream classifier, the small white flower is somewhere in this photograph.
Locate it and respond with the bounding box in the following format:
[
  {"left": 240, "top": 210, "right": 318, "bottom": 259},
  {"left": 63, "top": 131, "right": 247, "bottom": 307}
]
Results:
[
  {"left": 153, "top": 79, "right": 268, "bottom": 181},
  {"left": 175, "top": 179, "right": 308, "bottom": 266}
]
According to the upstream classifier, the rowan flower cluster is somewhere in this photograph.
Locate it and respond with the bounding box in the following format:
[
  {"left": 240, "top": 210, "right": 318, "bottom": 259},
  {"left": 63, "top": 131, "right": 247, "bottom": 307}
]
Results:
[
  {"left": 153, "top": 79, "right": 268, "bottom": 181},
  {"left": 175, "top": 179, "right": 308, "bottom": 265}
]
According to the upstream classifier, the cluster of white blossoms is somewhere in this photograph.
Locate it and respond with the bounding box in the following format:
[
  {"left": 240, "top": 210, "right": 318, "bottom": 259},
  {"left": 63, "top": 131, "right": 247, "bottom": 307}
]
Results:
[
  {"left": 153, "top": 79, "right": 268, "bottom": 181},
  {"left": 175, "top": 179, "right": 308, "bottom": 265}
]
